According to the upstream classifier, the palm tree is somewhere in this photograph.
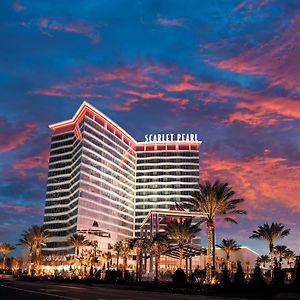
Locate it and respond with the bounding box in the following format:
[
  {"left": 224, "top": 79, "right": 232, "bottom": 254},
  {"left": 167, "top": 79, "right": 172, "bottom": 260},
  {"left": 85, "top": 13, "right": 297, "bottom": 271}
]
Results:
[
  {"left": 113, "top": 241, "right": 123, "bottom": 269},
  {"left": 249, "top": 223, "right": 290, "bottom": 274},
  {"left": 0, "top": 243, "right": 15, "bottom": 269},
  {"left": 216, "top": 239, "right": 241, "bottom": 271},
  {"left": 149, "top": 233, "right": 169, "bottom": 283},
  {"left": 165, "top": 218, "right": 200, "bottom": 269},
  {"left": 120, "top": 241, "right": 131, "bottom": 280},
  {"left": 284, "top": 250, "right": 296, "bottom": 268},
  {"left": 257, "top": 255, "right": 270, "bottom": 268},
  {"left": 274, "top": 245, "right": 289, "bottom": 268},
  {"left": 67, "top": 233, "right": 89, "bottom": 257},
  {"left": 30, "top": 225, "right": 50, "bottom": 274},
  {"left": 129, "top": 237, "right": 148, "bottom": 282},
  {"left": 18, "top": 229, "right": 35, "bottom": 275},
  {"left": 101, "top": 252, "right": 112, "bottom": 270},
  {"left": 184, "top": 180, "right": 246, "bottom": 284}
]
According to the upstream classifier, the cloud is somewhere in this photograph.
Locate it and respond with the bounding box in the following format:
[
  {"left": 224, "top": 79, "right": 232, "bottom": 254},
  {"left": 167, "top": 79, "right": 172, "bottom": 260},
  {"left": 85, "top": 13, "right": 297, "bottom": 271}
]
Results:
[
  {"left": 232, "top": 0, "right": 273, "bottom": 13},
  {"left": 211, "top": 15, "right": 300, "bottom": 93},
  {"left": 0, "top": 119, "right": 36, "bottom": 153},
  {"left": 13, "top": 149, "right": 49, "bottom": 177},
  {"left": 13, "top": 1, "right": 27, "bottom": 12},
  {"left": 0, "top": 202, "right": 33, "bottom": 213},
  {"left": 23, "top": 17, "right": 100, "bottom": 44},
  {"left": 156, "top": 17, "right": 185, "bottom": 27},
  {"left": 202, "top": 152, "right": 300, "bottom": 215},
  {"left": 162, "top": 74, "right": 300, "bottom": 126},
  {"left": 110, "top": 98, "right": 139, "bottom": 111}
]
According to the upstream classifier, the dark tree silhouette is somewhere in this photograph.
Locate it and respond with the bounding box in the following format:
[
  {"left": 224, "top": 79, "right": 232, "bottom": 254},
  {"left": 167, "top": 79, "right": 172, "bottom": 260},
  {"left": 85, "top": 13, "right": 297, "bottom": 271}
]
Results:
[{"left": 234, "top": 261, "right": 245, "bottom": 287}]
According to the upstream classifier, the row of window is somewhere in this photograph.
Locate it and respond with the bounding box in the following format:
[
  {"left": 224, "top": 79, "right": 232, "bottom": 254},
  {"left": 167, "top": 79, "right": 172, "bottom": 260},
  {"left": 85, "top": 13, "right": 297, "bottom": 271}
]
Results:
[
  {"left": 137, "top": 152, "right": 199, "bottom": 158},
  {"left": 137, "top": 164, "right": 198, "bottom": 170}
]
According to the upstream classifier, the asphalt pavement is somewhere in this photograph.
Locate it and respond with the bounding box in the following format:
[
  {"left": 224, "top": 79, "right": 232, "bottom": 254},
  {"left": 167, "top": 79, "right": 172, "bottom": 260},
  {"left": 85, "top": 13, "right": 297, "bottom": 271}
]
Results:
[{"left": 0, "top": 280, "right": 242, "bottom": 300}]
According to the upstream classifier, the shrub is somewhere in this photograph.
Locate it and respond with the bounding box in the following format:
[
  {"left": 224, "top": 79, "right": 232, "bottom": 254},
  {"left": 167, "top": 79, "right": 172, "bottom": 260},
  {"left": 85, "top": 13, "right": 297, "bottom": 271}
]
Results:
[
  {"left": 233, "top": 261, "right": 245, "bottom": 287},
  {"left": 293, "top": 256, "right": 300, "bottom": 288},
  {"left": 273, "top": 266, "right": 284, "bottom": 288},
  {"left": 220, "top": 266, "right": 231, "bottom": 287},
  {"left": 190, "top": 267, "right": 205, "bottom": 284},
  {"left": 172, "top": 268, "right": 186, "bottom": 285},
  {"left": 250, "top": 264, "right": 265, "bottom": 288}
]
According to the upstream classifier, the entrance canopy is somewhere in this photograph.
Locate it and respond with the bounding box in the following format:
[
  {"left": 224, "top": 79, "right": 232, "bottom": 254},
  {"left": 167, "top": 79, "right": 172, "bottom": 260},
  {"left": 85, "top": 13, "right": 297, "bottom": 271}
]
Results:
[
  {"left": 162, "top": 244, "right": 206, "bottom": 259},
  {"left": 140, "top": 209, "right": 206, "bottom": 236}
]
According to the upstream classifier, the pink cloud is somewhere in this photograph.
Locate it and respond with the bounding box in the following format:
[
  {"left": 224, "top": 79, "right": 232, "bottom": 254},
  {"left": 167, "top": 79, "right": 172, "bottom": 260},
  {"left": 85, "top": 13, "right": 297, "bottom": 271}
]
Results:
[
  {"left": 0, "top": 120, "right": 36, "bottom": 153},
  {"left": 13, "top": 1, "right": 27, "bottom": 12},
  {"left": 212, "top": 15, "right": 300, "bottom": 92},
  {"left": 14, "top": 149, "right": 49, "bottom": 177},
  {"left": 232, "top": 0, "right": 272, "bottom": 13},
  {"left": 202, "top": 152, "right": 300, "bottom": 215},
  {"left": 110, "top": 98, "right": 139, "bottom": 111},
  {"left": 30, "top": 17, "right": 100, "bottom": 44},
  {"left": 0, "top": 202, "right": 33, "bottom": 213},
  {"left": 157, "top": 17, "right": 185, "bottom": 27},
  {"left": 162, "top": 73, "right": 300, "bottom": 125}
]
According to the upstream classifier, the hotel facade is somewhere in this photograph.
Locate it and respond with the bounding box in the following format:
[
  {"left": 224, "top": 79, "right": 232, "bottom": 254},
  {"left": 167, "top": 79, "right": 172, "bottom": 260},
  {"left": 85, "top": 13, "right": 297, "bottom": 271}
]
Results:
[{"left": 43, "top": 102, "right": 201, "bottom": 254}]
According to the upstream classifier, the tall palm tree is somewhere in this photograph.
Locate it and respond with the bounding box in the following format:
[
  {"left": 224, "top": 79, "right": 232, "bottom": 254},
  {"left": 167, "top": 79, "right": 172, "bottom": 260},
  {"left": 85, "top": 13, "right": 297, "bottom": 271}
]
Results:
[
  {"left": 30, "top": 225, "right": 50, "bottom": 274},
  {"left": 18, "top": 229, "right": 35, "bottom": 275},
  {"left": 274, "top": 245, "right": 289, "bottom": 269},
  {"left": 257, "top": 255, "right": 270, "bottom": 268},
  {"left": 0, "top": 243, "right": 15, "bottom": 269},
  {"left": 120, "top": 241, "right": 131, "bottom": 280},
  {"left": 101, "top": 252, "right": 112, "bottom": 270},
  {"left": 129, "top": 237, "right": 148, "bottom": 282},
  {"left": 216, "top": 239, "right": 241, "bottom": 271},
  {"left": 149, "top": 233, "right": 169, "bottom": 283},
  {"left": 67, "top": 233, "right": 89, "bottom": 257},
  {"left": 284, "top": 250, "right": 296, "bottom": 269},
  {"left": 249, "top": 223, "right": 290, "bottom": 274},
  {"left": 165, "top": 218, "right": 200, "bottom": 269},
  {"left": 113, "top": 241, "right": 123, "bottom": 269},
  {"left": 184, "top": 180, "right": 246, "bottom": 284}
]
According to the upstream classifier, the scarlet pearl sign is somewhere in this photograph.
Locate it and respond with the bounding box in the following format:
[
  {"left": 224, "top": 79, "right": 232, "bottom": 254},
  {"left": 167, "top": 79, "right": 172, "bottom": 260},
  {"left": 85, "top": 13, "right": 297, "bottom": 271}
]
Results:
[{"left": 144, "top": 133, "right": 199, "bottom": 142}]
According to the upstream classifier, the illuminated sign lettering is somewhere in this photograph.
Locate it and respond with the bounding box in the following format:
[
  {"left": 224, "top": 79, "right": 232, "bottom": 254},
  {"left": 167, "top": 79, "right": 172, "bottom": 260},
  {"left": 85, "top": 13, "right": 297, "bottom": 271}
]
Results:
[{"left": 144, "top": 133, "right": 199, "bottom": 142}]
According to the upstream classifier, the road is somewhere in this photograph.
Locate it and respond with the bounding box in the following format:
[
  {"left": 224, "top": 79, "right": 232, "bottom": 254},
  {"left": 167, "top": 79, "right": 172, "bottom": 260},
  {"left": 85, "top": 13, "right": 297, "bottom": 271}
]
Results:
[{"left": 0, "top": 280, "right": 244, "bottom": 300}]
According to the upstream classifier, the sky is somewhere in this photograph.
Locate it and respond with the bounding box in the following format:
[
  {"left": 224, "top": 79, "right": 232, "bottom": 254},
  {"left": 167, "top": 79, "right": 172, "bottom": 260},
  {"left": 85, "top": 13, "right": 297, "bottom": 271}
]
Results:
[{"left": 0, "top": 0, "right": 300, "bottom": 257}]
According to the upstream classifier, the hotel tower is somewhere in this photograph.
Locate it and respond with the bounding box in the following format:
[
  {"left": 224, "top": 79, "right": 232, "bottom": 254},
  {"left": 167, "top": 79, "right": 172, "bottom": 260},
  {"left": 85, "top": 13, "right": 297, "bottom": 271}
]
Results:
[{"left": 43, "top": 102, "right": 201, "bottom": 254}]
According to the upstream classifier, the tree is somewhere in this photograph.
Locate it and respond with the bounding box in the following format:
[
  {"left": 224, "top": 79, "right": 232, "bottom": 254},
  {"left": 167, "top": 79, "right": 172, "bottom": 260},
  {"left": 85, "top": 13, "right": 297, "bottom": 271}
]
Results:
[
  {"left": 284, "top": 250, "right": 295, "bottom": 269},
  {"left": 119, "top": 241, "right": 131, "bottom": 280},
  {"left": 293, "top": 256, "right": 300, "bottom": 287},
  {"left": 129, "top": 237, "right": 148, "bottom": 282},
  {"left": 149, "top": 233, "right": 169, "bottom": 283},
  {"left": 113, "top": 241, "right": 123, "bottom": 269},
  {"left": 67, "top": 234, "right": 89, "bottom": 257},
  {"left": 30, "top": 225, "right": 50, "bottom": 274},
  {"left": 0, "top": 243, "right": 15, "bottom": 269},
  {"left": 249, "top": 223, "right": 290, "bottom": 275},
  {"left": 250, "top": 264, "right": 265, "bottom": 288},
  {"left": 185, "top": 180, "right": 246, "bottom": 284},
  {"left": 102, "top": 252, "right": 112, "bottom": 270},
  {"left": 18, "top": 228, "right": 35, "bottom": 275},
  {"left": 233, "top": 261, "right": 245, "bottom": 286},
  {"left": 220, "top": 265, "right": 231, "bottom": 287},
  {"left": 165, "top": 218, "right": 200, "bottom": 269},
  {"left": 257, "top": 255, "right": 270, "bottom": 268},
  {"left": 217, "top": 239, "right": 241, "bottom": 271},
  {"left": 274, "top": 245, "right": 289, "bottom": 269}
]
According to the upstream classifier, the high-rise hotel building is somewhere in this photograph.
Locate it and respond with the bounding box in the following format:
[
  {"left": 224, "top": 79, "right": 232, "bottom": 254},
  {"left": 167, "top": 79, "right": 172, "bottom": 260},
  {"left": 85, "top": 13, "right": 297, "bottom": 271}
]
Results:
[{"left": 44, "top": 102, "right": 201, "bottom": 254}]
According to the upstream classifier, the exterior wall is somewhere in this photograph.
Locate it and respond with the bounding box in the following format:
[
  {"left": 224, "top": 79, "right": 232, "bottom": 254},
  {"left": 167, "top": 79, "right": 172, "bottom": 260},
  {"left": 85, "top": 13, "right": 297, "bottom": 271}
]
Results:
[
  {"left": 77, "top": 115, "right": 136, "bottom": 249},
  {"left": 44, "top": 128, "right": 83, "bottom": 254},
  {"left": 135, "top": 144, "right": 200, "bottom": 236}
]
